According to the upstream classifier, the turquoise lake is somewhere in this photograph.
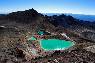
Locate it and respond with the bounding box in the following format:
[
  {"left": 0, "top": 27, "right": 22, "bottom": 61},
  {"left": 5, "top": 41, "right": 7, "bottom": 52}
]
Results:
[{"left": 40, "top": 39, "right": 74, "bottom": 51}]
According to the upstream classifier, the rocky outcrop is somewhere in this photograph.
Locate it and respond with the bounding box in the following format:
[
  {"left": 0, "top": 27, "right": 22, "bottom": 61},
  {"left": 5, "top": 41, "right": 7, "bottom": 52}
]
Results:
[
  {"left": 6, "top": 8, "right": 44, "bottom": 23},
  {"left": 0, "top": 8, "right": 95, "bottom": 63},
  {"left": 46, "top": 14, "right": 80, "bottom": 28},
  {"left": 81, "top": 31, "right": 95, "bottom": 42}
]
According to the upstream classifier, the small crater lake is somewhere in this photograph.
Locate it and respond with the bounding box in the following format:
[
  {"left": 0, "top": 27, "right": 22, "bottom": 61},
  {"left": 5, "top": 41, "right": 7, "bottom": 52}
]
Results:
[{"left": 40, "top": 39, "right": 74, "bottom": 51}]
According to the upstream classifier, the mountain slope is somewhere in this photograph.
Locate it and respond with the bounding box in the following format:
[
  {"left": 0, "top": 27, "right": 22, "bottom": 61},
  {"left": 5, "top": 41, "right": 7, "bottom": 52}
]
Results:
[{"left": 0, "top": 9, "right": 95, "bottom": 63}]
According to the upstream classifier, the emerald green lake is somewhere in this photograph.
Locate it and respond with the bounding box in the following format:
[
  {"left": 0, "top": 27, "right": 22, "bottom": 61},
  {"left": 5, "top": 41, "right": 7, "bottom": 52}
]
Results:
[{"left": 40, "top": 39, "right": 74, "bottom": 51}]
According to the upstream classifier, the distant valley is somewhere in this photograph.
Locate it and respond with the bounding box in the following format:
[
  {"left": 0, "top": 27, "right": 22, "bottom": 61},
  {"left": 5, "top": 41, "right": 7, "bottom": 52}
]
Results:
[{"left": 44, "top": 13, "right": 95, "bottom": 22}]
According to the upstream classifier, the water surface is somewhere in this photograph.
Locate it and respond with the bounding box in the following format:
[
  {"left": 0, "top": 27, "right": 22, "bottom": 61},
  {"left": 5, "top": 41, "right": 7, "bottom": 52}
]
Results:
[{"left": 40, "top": 39, "right": 74, "bottom": 51}]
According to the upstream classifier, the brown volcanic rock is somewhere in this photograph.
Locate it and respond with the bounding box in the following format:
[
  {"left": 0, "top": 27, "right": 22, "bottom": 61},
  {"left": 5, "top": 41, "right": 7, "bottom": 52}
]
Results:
[
  {"left": 81, "top": 31, "right": 95, "bottom": 42},
  {"left": 6, "top": 8, "right": 44, "bottom": 23},
  {"left": 0, "top": 8, "right": 95, "bottom": 63}
]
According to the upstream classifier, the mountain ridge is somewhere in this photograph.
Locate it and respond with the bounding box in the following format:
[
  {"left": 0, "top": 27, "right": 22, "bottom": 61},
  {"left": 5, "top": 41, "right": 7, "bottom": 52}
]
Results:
[
  {"left": 44, "top": 13, "right": 95, "bottom": 22},
  {"left": 0, "top": 8, "right": 95, "bottom": 63}
]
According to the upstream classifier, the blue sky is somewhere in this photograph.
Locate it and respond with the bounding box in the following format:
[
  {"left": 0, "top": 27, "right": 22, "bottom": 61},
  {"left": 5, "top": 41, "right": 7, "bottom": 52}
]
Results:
[{"left": 0, "top": 0, "right": 95, "bottom": 15}]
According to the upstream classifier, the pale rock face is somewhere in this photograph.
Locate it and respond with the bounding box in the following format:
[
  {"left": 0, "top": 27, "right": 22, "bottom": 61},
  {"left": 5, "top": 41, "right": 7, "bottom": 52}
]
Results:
[
  {"left": 0, "top": 26, "right": 6, "bottom": 28},
  {"left": 61, "top": 33, "right": 70, "bottom": 39},
  {"left": 85, "top": 45, "right": 95, "bottom": 53},
  {"left": 61, "top": 33, "right": 67, "bottom": 37}
]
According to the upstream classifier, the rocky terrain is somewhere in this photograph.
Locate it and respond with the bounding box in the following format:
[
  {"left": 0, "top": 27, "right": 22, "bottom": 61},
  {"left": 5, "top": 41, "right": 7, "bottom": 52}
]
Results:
[{"left": 0, "top": 8, "right": 95, "bottom": 63}]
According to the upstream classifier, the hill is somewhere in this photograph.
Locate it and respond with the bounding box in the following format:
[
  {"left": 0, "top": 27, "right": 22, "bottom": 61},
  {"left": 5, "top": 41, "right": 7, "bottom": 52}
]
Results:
[{"left": 0, "top": 8, "right": 95, "bottom": 63}]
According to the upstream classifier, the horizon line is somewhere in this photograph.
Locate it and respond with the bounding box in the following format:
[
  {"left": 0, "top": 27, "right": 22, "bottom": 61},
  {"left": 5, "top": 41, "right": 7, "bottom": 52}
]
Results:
[{"left": 0, "top": 9, "right": 95, "bottom": 16}]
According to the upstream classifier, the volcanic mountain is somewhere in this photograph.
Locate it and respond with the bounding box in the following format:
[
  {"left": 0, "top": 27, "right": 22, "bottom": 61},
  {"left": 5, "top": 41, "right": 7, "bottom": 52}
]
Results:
[{"left": 0, "top": 8, "right": 95, "bottom": 63}]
